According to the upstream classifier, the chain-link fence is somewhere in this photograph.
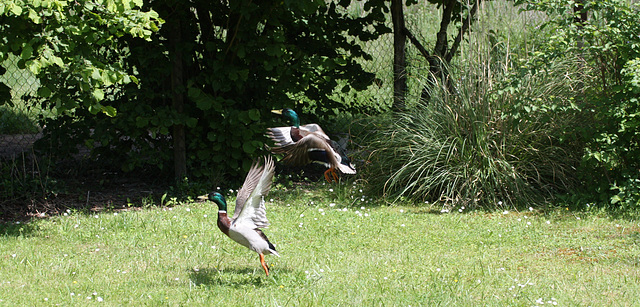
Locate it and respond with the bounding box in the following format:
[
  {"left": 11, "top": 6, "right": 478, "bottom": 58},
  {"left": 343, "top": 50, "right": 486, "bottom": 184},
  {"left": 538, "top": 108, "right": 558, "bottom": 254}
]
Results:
[{"left": 0, "top": 55, "right": 43, "bottom": 159}]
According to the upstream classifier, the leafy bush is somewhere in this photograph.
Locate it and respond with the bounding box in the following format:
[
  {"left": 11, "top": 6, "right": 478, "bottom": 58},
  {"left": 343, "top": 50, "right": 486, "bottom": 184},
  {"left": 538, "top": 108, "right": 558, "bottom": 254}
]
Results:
[
  {"left": 30, "top": 0, "right": 389, "bottom": 187},
  {"left": 519, "top": 0, "right": 640, "bottom": 207}
]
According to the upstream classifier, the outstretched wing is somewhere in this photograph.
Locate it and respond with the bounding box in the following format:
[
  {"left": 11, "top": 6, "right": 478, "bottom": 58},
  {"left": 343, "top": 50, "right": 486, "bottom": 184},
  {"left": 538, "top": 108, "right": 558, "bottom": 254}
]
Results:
[
  {"left": 299, "top": 124, "right": 330, "bottom": 141},
  {"left": 266, "top": 126, "right": 295, "bottom": 147},
  {"left": 232, "top": 156, "right": 275, "bottom": 227},
  {"left": 271, "top": 133, "right": 336, "bottom": 167}
]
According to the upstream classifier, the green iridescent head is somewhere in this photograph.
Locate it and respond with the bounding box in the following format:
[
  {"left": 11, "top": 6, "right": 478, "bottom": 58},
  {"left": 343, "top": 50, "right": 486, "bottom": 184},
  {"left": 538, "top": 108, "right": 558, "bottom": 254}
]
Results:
[
  {"left": 208, "top": 192, "right": 228, "bottom": 211},
  {"left": 272, "top": 108, "right": 300, "bottom": 128}
]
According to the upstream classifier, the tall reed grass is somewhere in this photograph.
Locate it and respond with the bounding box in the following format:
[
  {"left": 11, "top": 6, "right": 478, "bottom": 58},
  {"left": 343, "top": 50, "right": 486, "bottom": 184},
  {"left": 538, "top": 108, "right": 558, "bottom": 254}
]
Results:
[{"left": 365, "top": 10, "right": 588, "bottom": 208}]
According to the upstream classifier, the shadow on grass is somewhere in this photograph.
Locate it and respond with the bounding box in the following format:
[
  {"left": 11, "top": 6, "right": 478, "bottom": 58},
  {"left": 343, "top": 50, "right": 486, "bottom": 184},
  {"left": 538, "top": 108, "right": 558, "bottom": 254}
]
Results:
[
  {"left": 188, "top": 266, "right": 295, "bottom": 288},
  {"left": 0, "top": 220, "right": 39, "bottom": 237}
]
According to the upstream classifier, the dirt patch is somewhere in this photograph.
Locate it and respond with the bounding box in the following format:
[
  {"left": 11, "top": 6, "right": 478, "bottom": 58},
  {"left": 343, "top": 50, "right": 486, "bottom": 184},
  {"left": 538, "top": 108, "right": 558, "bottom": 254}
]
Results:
[{"left": 0, "top": 177, "right": 170, "bottom": 223}]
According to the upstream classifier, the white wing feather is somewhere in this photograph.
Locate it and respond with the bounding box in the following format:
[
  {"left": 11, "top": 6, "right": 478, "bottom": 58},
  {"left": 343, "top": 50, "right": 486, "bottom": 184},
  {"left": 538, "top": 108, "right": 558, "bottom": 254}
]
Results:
[{"left": 231, "top": 156, "right": 275, "bottom": 229}]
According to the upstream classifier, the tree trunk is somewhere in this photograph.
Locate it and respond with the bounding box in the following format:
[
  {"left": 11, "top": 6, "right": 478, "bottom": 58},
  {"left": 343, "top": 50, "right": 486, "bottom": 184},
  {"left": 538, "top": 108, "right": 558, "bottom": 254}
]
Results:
[
  {"left": 168, "top": 19, "right": 187, "bottom": 181},
  {"left": 391, "top": 0, "right": 407, "bottom": 112}
]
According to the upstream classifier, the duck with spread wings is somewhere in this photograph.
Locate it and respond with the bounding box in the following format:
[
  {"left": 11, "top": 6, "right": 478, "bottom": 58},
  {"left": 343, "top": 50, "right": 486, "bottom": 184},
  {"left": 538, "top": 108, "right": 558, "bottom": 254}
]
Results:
[
  {"left": 267, "top": 108, "right": 356, "bottom": 182},
  {"left": 208, "top": 156, "right": 279, "bottom": 276}
]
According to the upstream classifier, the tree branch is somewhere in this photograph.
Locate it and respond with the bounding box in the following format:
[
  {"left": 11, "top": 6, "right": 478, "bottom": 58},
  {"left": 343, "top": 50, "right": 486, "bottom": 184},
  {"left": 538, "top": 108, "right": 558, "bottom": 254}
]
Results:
[
  {"left": 446, "top": 0, "right": 482, "bottom": 62},
  {"left": 403, "top": 27, "right": 432, "bottom": 61},
  {"left": 435, "top": 0, "right": 456, "bottom": 57}
]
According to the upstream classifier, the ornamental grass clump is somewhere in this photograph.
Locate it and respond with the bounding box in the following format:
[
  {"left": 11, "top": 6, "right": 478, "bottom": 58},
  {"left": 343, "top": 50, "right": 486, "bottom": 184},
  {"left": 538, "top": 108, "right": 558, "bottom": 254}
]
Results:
[{"left": 367, "top": 58, "right": 586, "bottom": 209}]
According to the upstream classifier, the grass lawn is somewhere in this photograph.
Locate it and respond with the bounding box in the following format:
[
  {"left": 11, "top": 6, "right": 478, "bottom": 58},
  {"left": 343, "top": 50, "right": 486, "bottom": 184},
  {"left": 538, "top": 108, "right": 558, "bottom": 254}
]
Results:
[{"left": 0, "top": 180, "right": 639, "bottom": 306}]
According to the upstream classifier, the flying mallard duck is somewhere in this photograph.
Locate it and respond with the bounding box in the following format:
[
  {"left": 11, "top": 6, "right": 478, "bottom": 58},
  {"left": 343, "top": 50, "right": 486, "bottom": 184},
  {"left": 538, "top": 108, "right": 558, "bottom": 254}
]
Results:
[
  {"left": 266, "top": 108, "right": 356, "bottom": 182},
  {"left": 208, "top": 156, "right": 279, "bottom": 276}
]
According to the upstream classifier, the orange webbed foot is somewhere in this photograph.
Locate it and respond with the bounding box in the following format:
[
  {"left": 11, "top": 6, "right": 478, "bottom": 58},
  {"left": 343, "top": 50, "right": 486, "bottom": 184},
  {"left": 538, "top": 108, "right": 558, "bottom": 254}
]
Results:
[
  {"left": 324, "top": 168, "right": 339, "bottom": 183},
  {"left": 259, "top": 253, "right": 269, "bottom": 276}
]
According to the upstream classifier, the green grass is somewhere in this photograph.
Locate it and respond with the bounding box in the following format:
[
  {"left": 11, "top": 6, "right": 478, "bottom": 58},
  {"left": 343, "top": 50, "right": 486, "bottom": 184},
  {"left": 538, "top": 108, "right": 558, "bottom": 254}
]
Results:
[{"left": 0, "top": 181, "right": 639, "bottom": 306}]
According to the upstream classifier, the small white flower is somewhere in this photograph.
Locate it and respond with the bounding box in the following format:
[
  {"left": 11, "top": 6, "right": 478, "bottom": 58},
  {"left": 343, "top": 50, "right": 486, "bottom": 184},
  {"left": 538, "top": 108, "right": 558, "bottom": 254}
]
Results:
[
  {"left": 319, "top": 269, "right": 324, "bottom": 273},
  {"left": 546, "top": 221, "right": 551, "bottom": 224},
  {"left": 498, "top": 201, "right": 503, "bottom": 205},
  {"left": 502, "top": 211, "right": 509, "bottom": 214},
  {"left": 329, "top": 203, "right": 336, "bottom": 207},
  {"left": 318, "top": 208, "right": 324, "bottom": 212},
  {"left": 364, "top": 213, "right": 369, "bottom": 217},
  {"left": 299, "top": 214, "right": 304, "bottom": 218},
  {"left": 399, "top": 209, "right": 404, "bottom": 213},
  {"left": 342, "top": 208, "right": 347, "bottom": 212},
  {"left": 529, "top": 207, "right": 534, "bottom": 211},
  {"left": 203, "top": 214, "right": 208, "bottom": 218},
  {"left": 185, "top": 208, "right": 191, "bottom": 212},
  {"left": 329, "top": 188, "right": 333, "bottom": 192},
  {"left": 97, "top": 297, "right": 103, "bottom": 302},
  {"left": 94, "top": 215, "right": 99, "bottom": 219},
  {"left": 400, "top": 224, "right": 406, "bottom": 227}
]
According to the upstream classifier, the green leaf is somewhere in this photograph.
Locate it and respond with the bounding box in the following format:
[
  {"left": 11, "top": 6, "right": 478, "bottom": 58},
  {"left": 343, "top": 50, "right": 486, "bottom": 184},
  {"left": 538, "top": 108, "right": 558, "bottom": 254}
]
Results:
[
  {"left": 11, "top": 3, "right": 22, "bottom": 15},
  {"left": 136, "top": 117, "right": 149, "bottom": 128},
  {"left": 611, "top": 194, "right": 622, "bottom": 204},
  {"left": 28, "top": 9, "right": 42, "bottom": 24},
  {"left": 103, "top": 106, "right": 117, "bottom": 117},
  {"left": 248, "top": 109, "right": 260, "bottom": 121},
  {"left": 243, "top": 141, "right": 257, "bottom": 153},
  {"left": 93, "top": 88, "right": 105, "bottom": 101},
  {"left": 21, "top": 45, "right": 33, "bottom": 60},
  {"left": 37, "top": 86, "right": 52, "bottom": 98},
  {"left": 186, "top": 117, "right": 198, "bottom": 128}
]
